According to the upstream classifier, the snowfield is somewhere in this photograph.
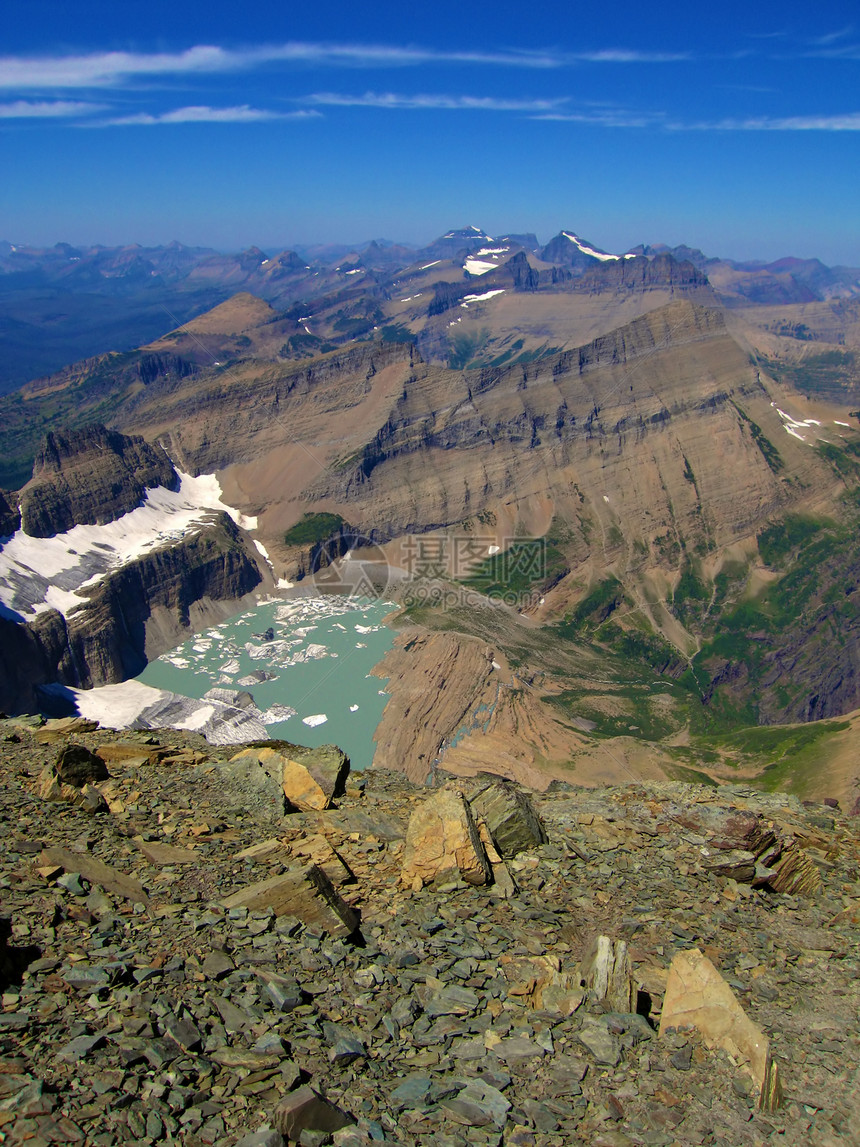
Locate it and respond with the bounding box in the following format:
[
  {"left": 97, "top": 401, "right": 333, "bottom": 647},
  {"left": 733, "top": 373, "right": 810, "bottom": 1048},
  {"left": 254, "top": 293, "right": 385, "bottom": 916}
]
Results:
[{"left": 0, "top": 472, "right": 256, "bottom": 620}]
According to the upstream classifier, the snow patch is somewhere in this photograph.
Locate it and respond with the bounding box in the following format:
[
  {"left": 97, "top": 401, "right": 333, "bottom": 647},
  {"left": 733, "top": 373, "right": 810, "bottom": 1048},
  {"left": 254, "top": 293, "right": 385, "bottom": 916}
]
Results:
[
  {"left": 461, "top": 289, "right": 506, "bottom": 305},
  {"left": 463, "top": 258, "right": 500, "bottom": 276},
  {"left": 0, "top": 470, "right": 258, "bottom": 620},
  {"left": 773, "top": 406, "right": 822, "bottom": 445},
  {"left": 561, "top": 232, "right": 621, "bottom": 262}
]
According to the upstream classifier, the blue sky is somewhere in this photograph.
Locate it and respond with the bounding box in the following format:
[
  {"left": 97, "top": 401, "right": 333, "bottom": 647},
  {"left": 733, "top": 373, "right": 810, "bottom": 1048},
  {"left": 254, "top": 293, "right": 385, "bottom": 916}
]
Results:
[{"left": 2, "top": 0, "right": 859, "bottom": 263}]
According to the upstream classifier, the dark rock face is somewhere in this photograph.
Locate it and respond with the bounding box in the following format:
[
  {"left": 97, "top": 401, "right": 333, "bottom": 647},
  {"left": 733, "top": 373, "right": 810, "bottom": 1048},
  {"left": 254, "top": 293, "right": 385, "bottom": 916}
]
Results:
[
  {"left": 0, "top": 490, "right": 20, "bottom": 537},
  {"left": 20, "top": 425, "right": 178, "bottom": 538},
  {"left": 0, "top": 513, "right": 264, "bottom": 714},
  {"left": 54, "top": 743, "right": 109, "bottom": 787},
  {"left": 577, "top": 254, "right": 709, "bottom": 292}
]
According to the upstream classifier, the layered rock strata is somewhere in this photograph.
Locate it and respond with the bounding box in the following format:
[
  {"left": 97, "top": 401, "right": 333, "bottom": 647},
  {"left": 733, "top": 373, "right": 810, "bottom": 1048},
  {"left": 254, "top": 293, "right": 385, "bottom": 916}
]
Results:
[{"left": 20, "top": 425, "right": 178, "bottom": 537}]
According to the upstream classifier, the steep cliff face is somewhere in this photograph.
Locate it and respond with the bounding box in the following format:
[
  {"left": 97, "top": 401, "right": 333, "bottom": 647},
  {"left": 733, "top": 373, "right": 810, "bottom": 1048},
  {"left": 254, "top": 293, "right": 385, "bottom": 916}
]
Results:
[
  {"left": 20, "top": 425, "right": 178, "bottom": 538},
  {"left": 0, "top": 490, "right": 19, "bottom": 537},
  {"left": 0, "top": 512, "right": 264, "bottom": 715},
  {"left": 310, "top": 302, "right": 793, "bottom": 550}
]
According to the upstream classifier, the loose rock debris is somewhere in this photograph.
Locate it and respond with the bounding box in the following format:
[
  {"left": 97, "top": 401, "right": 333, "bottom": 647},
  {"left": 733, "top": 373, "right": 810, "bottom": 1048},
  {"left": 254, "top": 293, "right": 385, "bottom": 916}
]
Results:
[{"left": 0, "top": 715, "right": 858, "bottom": 1144}]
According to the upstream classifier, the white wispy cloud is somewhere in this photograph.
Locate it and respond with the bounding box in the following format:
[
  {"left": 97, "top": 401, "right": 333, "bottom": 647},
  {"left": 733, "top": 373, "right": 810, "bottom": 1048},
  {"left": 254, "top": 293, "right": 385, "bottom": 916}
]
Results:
[
  {"left": 570, "top": 49, "right": 689, "bottom": 62},
  {"left": 305, "top": 91, "right": 567, "bottom": 112},
  {"left": 686, "top": 111, "right": 860, "bottom": 131},
  {"left": 0, "top": 99, "right": 105, "bottom": 118},
  {"left": 531, "top": 107, "right": 666, "bottom": 127},
  {"left": 810, "top": 26, "right": 854, "bottom": 47},
  {"left": 0, "top": 41, "right": 690, "bottom": 91},
  {"left": 96, "top": 105, "right": 321, "bottom": 126}
]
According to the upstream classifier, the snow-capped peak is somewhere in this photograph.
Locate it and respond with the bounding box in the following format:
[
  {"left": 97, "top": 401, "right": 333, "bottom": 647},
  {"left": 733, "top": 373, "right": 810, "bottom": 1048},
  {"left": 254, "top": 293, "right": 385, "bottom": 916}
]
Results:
[{"left": 561, "top": 232, "right": 622, "bottom": 262}]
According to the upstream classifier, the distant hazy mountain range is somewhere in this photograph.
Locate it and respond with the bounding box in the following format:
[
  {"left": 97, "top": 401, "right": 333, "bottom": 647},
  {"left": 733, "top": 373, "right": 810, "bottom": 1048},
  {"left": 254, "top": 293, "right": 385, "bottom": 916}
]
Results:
[{"left": 1, "top": 227, "right": 858, "bottom": 394}]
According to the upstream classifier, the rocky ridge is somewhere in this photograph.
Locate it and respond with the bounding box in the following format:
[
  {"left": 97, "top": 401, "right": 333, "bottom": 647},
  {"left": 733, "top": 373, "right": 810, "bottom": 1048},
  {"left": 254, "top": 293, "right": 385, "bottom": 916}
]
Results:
[
  {"left": 0, "top": 716, "right": 858, "bottom": 1145},
  {"left": 21, "top": 426, "right": 179, "bottom": 538}
]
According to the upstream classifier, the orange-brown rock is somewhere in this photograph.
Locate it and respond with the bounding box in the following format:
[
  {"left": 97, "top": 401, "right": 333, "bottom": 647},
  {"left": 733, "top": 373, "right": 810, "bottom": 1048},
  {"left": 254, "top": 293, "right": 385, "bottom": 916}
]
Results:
[{"left": 401, "top": 785, "right": 492, "bottom": 888}]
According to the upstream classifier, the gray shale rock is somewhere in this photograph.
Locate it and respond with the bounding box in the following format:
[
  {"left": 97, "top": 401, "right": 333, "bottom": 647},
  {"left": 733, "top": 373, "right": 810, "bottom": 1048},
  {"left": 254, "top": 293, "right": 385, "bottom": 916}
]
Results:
[{"left": 469, "top": 778, "right": 547, "bottom": 858}]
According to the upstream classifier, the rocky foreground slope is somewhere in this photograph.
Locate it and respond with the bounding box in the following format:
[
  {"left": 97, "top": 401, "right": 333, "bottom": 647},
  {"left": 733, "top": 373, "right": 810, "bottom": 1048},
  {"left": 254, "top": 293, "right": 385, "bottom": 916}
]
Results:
[{"left": 0, "top": 717, "right": 858, "bottom": 1146}]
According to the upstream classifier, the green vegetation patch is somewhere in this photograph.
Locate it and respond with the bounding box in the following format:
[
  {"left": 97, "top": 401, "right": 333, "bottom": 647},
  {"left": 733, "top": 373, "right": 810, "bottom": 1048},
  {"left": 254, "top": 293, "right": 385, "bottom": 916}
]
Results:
[
  {"left": 380, "top": 324, "right": 415, "bottom": 344},
  {"left": 760, "top": 350, "right": 858, "bottom": 401},
  {"left": 557, "top": 576, "right": 626, "bottom": 634},
  {"left": 757, "top": 512, "right": 824, "bottom": 568},
  {"left": 817, "top": 438, "right": 860, "bottom": 482},
  {"left": 461, "top": 534, "right": 569, "bottom": 601},
  {"left": 283, "top": 512, "right": 345, "bottom": 547}
]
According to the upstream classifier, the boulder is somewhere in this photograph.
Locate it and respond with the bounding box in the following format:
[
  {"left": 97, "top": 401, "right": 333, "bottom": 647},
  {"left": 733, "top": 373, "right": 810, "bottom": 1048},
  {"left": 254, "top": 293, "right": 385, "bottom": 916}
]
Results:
[
  {"left": 54, "top": 743, "right": 109, "bottom": 787},
  {"left": 469, "top": 779, "right": 547, "bottom": 857},
  {"left": 224, "top": 746, "right": 289, "bottom": 816},
  {"left": 659, "top": 947, "right": 783, "bottom": 1111},
  {"left": 401, "top": 786, "right": 492, "bottom": 888},
  {"left": 222, "top": 864, "right": 358, "bottom": 939},
  {"left": 766, "top": 848, "right": 821, "bottom": 896},
  {"left": 272, "top": 1085, "right": 352, "bottom": 1139},
  {"left": 281, "top": 744, "right": 350, "bottom": 811}
]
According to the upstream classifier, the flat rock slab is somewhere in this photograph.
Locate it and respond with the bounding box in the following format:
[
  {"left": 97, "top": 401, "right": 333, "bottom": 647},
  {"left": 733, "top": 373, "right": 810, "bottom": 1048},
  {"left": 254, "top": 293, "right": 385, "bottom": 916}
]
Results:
[
  {"left": 134, "top": 839, "right": 199, "bottom": 865},
  {"left": 37, "top": 846, "right": 148, "bottom": 905},
  {"left": 222, "top": 864, "right": 358, "bottom": 939},
  {"left": 273, "top": 1084, "right": 352, "bottom": 1139}
]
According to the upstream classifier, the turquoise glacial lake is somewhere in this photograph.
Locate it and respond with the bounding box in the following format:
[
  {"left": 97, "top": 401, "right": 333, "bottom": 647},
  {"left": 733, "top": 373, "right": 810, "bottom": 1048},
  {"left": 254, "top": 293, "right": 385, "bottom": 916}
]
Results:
[{"left": 136, "top": 596, "right": 396, "bottom": 769}]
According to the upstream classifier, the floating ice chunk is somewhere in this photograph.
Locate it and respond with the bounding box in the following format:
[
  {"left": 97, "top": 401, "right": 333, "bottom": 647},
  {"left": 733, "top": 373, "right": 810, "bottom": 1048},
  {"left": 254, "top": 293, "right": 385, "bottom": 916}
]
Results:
[
  {"left": 261, "top": 704, "right": 297, "bottom": 723},
  {"left": 355, "top": 624, "right": 374, "bottom": 633},
  {"left": 220, "top": 658, "right": 240, "bottom": 674},
  {"left": 175, "top": 704, "right": 216, "bottom": 731},
  {"left": 488, "top": 545, "right": 500, "bottom": 556},
  {"left": 302, "top": 713, "right": 328, "bottom": 727},
  {"left": 349, "top": 704, "right": 359, "bottom": 712}
]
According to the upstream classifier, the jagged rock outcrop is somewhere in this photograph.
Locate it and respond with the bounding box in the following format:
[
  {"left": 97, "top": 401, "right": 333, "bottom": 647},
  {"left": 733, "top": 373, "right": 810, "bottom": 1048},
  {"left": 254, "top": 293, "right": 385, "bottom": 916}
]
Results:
[
  {"left": 577, "top": 253, "right": 709, "bottom": 292},
  {"left": 20, "top": 424, "right": 178, "bottom": 537},
  {"left": 0, "top": 489, "right": 20, "bottom": 536}
]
